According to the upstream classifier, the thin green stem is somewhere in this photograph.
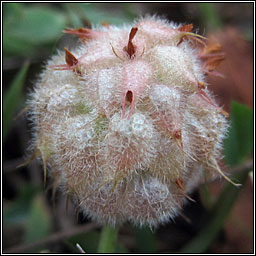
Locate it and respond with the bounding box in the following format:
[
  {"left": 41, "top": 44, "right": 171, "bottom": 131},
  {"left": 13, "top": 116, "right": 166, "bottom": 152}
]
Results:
[{"left": 97, "top": 225, "right": 119, "bottom": 253}]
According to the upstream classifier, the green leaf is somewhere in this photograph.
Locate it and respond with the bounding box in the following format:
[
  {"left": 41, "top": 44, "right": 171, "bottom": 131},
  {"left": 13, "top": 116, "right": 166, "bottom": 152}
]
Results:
[
  {"left": 23, "top": 195, "right": 51, "bottom": 244},
  {"left": 224, "top": 101, "right": 253, "bottom": 166},
  {"left": 197, "top": 3, "right": 223, "bottom": 30},
  {"left": 3, "top": 61, "right": 30, "bottom": 141},
  {"left": 67, "top": 231, "right": 100, "bottom": 253},
  {"left": 115, "top": 243, "right": 129, "bottom": 253},
  {"left": 3, "top": 3, "right": 24, "bottom": 21},
  {"left": 3, "top": 185, "right": 39, "bottom": 226},
  {"left": 3, "top": 35, "right": 37, "bottom": 57},
  {"left": 75, "top": 3, "right": 134, "bottom": 26},
  {"left": 63, "top": 4, "right": 83, "bottom": 28},
  {"left": 134, "top": 226, "right": 156, "bottom": 253},
  {"left": 3, "top": 4, "right": 66, "bottom": 55}
]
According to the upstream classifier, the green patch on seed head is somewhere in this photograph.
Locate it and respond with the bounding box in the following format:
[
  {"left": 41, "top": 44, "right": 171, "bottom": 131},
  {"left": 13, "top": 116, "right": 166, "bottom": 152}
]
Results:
[
  {"left": 37, "top": 136, "right": 54, "bottom": 160},
  {"left": 94, "top": 115, "right": 108, "bottom": 138},
  {"left": 156, "top": 73, "right": 164, "bottom": 83},
  {"left": 73, "top": 102, "right": 92, "bottom": 116}
]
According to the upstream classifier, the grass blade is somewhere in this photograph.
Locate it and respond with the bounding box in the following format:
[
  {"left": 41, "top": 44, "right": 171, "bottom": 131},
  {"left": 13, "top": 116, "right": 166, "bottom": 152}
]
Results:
[{"left": 3, "top": 61, "right": 30, "bottom": 141}]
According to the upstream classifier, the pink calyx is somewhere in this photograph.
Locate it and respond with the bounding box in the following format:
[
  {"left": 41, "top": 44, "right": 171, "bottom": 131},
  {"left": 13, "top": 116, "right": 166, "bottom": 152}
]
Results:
[
  {"left": 121, "top": 61, "right": 152, "bottom": 119},
  {"left": 122, "top": 90, "right": 135, "bottom": 119}
]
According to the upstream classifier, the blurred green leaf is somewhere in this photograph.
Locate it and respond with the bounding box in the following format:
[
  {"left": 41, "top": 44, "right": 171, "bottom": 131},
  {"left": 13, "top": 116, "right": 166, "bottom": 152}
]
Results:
[
  {"left": 200, "top": 183, "right": 214, "bottom": 209},
  {"left": 3, "top": 4, "right": 66, "bottom": 56},
  {"left": 67, "top": 231, "right": 99, "bottom": 253},
  {"left": 224, "top": 101, "right": 253, "bottom": 166},
  {"left": 3, "top": 35, "right": 36, "bottom": 57},
  {"left": 134, "top": 226, "right": 156, "bottom": 253},
  {"left": 75, "top": 3, "right": 134, "bottom": 26},
  {"left": 3, "top": 185, "right": 39, "bottom": 226},
  {"left": 3, "top": 3, "right": 24, "bottom": 21},
  {"left": 3, "top": 61, "right": 30, "bottom": 141},
  {"left": 115, "top": 243, "right": 129, "bottom": 253},
  {"left": 63, "top": 4, "right": 83, "bottom": 28},
  {"left": 24, "top": 195, "right": 51, "bottom": 244},
  {"left": 5, "top": 5, "right": 66, "bottom": 44},
  {"left": 122, "top": 3, "right": 140, "bottom": 20},
  {"left": 197, "top": 3, "right": 223, "bottom": 30}
]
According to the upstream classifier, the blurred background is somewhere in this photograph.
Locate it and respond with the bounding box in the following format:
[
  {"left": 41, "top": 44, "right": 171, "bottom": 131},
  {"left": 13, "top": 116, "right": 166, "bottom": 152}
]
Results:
[{"left": 3, "top": 3, "right": 254, "bottom": 253}]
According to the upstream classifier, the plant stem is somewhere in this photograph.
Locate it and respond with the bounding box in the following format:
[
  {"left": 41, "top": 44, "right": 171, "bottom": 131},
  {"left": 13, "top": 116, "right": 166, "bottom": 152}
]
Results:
[{"left": 97, "top": 225, "right": 119, "bottom": 253}]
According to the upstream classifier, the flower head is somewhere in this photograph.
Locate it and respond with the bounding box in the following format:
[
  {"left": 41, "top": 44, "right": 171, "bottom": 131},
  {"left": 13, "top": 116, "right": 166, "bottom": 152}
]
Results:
[{"left": 28, "top": 16, "right": 230, "bottom": 227}]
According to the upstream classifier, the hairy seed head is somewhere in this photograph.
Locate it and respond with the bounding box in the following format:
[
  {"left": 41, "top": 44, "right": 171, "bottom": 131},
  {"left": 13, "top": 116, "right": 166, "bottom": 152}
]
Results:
[{"left": 28, "top": 16, "right": 230, "bottom": 228}]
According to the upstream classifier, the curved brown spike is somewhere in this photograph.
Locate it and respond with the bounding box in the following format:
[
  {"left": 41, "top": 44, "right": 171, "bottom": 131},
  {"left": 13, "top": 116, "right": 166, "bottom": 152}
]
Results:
[
  {"left": 64, "top": 48, "right": 78, "bottom": 67},
  {"left": 16, "top": 148, "right": 40, "bottom": 169},
  {"left": 176, "top": 178, "right": 185, "bottom": 190},
  {"left": 196, "top": 84, "right": 229, "bottom": 117},
  {"left": 173, "top": 130, "right": 197, "bottom": 162},
  {"left": 63, "top": 28, "right": 92, "bottom": 39},
  {"left": 129, "top": 27, "right": 138, "bottom": 41},
  {"left": 124, "top": 27, "right": 138, "bottom": 58},
  {"left": 178, "top": 24, "right": 193, "bottom": 32},
  {"left": 176, "top": 178, "right": 196, "bottom": 203},
  {"left": 209, "top": 157, "right": 241, "bottom": 187}
]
